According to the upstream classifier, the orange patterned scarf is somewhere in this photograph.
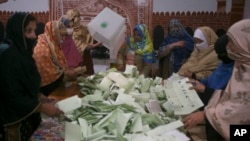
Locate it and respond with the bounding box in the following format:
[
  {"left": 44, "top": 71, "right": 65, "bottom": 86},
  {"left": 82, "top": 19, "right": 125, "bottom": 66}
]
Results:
[{"left": 33, "top": 21, "right": 67, "bottom": 87}]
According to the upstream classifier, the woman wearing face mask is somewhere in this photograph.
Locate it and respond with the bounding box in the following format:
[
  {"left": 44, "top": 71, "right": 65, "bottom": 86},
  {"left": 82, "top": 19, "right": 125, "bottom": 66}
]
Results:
[
  {"left": 182, "top": 34, "right": 234, "bottom": 141},
  {"left": 205, "top": 19, "right": 250, "bottom": 141},
  {"left": 126, "top": 24, "right": 156, "bottom": 77},
  {"left": 183, "top": 19, "right": 250, "bottom": 141},
  {"left": 178, "top": 26, "right": 220, "bottom": 80},
  {"left": 33, "top": 19, "right": 84, "bottom": 96},
  {"left": 0, "top": 12, "right": 62, "bottom": 141},
  {"left": 158, "top": 19, "right": 194, "bottom": 79}
]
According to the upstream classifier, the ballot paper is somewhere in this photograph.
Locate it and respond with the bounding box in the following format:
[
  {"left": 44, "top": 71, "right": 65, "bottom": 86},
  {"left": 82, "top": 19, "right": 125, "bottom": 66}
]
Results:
[
  {"left": 65, "top": 122, "right": 82, "bottom": 141},
  {"left": 164, "top": 78, "right": 204, "bottom": 115},
  {"left": 55, "top": 95, "right": 82, "bottom": 114},
  {"left": 87, "top": 7, "right": 126, "bottom": 59},
  {"left": 146, "top": 99, "right": 163, "bottom": 113},
  {"left": 146, "top": 120, "right": 184, "bottom": 136}
]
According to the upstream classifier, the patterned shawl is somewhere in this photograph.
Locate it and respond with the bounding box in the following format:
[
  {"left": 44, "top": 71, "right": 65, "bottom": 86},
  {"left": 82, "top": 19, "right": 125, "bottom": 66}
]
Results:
[
  {"left": 205, "top": 19, "right": 250, "bottom": 140},
  {"left": 178, "top": 26, "right": 219, "bottom": 80},
  {"left": 159, "top": 18, "right": 194, "bottom": 73},
  {"left": 65, "top": 9, "right": 94, "bottom": 52},
  {"left": 33, "top": 21, "right": 67, "bottom": 87}
]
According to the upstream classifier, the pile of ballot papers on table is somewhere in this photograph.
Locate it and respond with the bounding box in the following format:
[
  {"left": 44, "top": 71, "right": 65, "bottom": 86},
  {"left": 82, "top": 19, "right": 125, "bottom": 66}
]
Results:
[{"left": 54, "top": 65, "right": 203, "bottom": 141}]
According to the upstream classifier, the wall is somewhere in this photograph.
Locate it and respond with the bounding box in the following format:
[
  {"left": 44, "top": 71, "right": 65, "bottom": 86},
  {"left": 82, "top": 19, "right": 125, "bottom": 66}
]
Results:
[
  {"left": 48, "top": 0, "right": 153, "bottom": 36},
  {"left": 0, "top": 0, "right": 232, "bottom": 13},
  {"left": 0, "top": 0, "right": 245, "bottom": 35},
  {"left": 152, "top": 12, "right": 231, "bottom": 35},
  {"left": 153, "top": 0, "right": 232, "bottom": 13},
  {"left": 0, "top": 0, "right": 49, "bottom": 12},
  {"left": 0, "top": 11, "right": 49, "bottom": 25}
]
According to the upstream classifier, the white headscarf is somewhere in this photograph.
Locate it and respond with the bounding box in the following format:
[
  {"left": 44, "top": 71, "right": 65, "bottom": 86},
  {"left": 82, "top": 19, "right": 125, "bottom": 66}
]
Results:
[{"left": 194, "top": 28, "right": 208, "bottom": 51}]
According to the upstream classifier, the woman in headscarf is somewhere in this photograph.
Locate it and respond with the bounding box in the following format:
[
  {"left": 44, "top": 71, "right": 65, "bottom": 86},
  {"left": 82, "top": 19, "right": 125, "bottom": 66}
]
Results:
[
  {"left": 65, "top": 9, "right": 102, "bottom": 75},
  {"left": 0, "top": 12, "right": 61, "bottom": 141},
  {"left": 33, "top": 20, "right": 85, "bottom": 96},
  {"left": 182, "top": 34, "right": 234, "bottom": 141},
  {"left": 205, "top": 19, "right": 250, "bottom": 141},
  {"left": 158, "top": 19, "right": 194, "bottom": 79},
  {"left": 178, "top": 26, "right": 220, "bottom": 80},
  {"left": 33, "top": 21, "right": 67, "bottom": 96},
  {"left": 35, "top": 22, "right": 45, "bottom": 36},
  {"left": 153, "top": 25, "right": 165, "bottom": 51},
  {"left": 126, "top": 24, "right": 156, "bottom": 77}
]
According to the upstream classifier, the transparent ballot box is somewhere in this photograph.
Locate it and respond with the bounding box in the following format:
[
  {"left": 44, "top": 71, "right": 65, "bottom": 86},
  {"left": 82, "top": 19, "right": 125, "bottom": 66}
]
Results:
[{"left": 87, "top": 7, "right": 126, "bottom": 59}]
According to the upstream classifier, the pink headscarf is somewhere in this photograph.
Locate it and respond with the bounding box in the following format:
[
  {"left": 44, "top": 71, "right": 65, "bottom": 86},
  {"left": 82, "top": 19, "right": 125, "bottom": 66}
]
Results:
[{"left": 205, "top": 19, "right": 250, "bottom": 140}]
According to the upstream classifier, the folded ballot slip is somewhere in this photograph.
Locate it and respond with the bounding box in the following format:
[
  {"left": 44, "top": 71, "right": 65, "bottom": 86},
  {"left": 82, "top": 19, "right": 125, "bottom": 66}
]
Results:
[
  {"left": 55, "top": 95, "right": 82, "bottom": 114},
  {"left": 87, "top": 7, "right": 126, "bottom": 59}
]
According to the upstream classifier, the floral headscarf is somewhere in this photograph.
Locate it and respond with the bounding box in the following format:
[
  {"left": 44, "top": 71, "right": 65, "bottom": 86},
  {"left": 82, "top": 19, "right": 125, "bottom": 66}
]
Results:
[
  {"left": 205, "top": 19, "right": 250, "bottom": 140},
  {"left": 63, "top": 9, "right": 94, "bottom": 53},
  {"left": 126, "top": 24, "right": 155, "bottom": 63}
]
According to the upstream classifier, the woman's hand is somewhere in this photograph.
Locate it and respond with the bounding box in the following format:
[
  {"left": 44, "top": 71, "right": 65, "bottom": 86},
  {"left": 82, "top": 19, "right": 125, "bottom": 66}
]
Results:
[
  {"left": 179, "top": 69, "right": 193, "bottom": 78},
  {"left": 74, "top": 66, "right": 86, "bottom": 75},
  {"left": 187, "top": 79, "right": 206, "bottom": 93},
  {"left": 151, "top": 64, "right": 158, "bottom": 78},
  {"left": 87, "top": 42, "right": 103, "bottom": 50},
  {"left": 117, "top": 64, "right": 125, "bottom": 71},
  {"left": 94, "top": 42, "right": 103, "bottom": 47},
  {"left": 40, "top": 102, "right": 63, "bottom": 118},
  {"left": 172, "top": 41, "right": 185, "bottom": 47},
  {"left": 64, "top": 66, "right": 86, "bottom": 81},
  {"left": 182, "top": 111, "right": 205, "bottom": 129},
  {"left": 39, "top": 94, "right": 58, "bottom": 103}
]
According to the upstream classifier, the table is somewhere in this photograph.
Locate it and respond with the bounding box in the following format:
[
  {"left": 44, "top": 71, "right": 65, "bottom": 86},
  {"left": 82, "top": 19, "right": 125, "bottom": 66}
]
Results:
[
  {"left": 31, "top": 82, "right": 81, "bottom": 140},
  {"left": 48, "top": 82, "right": 81, "bottom": 101}
]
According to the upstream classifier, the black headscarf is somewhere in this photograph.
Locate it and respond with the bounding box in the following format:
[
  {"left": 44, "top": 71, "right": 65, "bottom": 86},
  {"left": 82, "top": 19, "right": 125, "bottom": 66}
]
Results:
[
  {"left": 215, "top": 28, "right": 226, "bottom": 37},
  {"left": 214, "top": 34, "right": 233, "bottom": 64},
  {"left": 6, "top": 12, "right": 37, "bottom": 55},
  {"left": 0, "top": 12, "right": 41, "bottom": 126},
  {"left": 153, "top": 25, "right": 164, "bottom": 50},
  {"left": 185, "top": 26, "right": 194, "bottom": 37},
  {"left": 35, "top": 22, "right": 45, "bottom": 36}
]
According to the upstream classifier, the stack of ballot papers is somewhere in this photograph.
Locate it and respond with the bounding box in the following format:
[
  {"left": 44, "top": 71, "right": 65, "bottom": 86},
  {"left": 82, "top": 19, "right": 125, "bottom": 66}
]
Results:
[{"left": 55, "top": 68, "right": 205, "bottom": 141}]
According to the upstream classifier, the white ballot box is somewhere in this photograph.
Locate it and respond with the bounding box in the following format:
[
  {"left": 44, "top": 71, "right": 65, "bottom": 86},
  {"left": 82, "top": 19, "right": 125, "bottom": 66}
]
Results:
[{"left": 87, "top": 7, "right": 126, "bottom": 59}]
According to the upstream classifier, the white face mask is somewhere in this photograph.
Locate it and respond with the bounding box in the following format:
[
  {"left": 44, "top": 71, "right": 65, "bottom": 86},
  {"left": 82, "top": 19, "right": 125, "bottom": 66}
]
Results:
[
  {"left": 194, "top": 28, "right": 208, "bottom": 51},
  {"left": 195, "top": 41, "right": 208, "bottom": 51},
  {"left": 66, "top": 28, "right": 74, "bottom": 35}
]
